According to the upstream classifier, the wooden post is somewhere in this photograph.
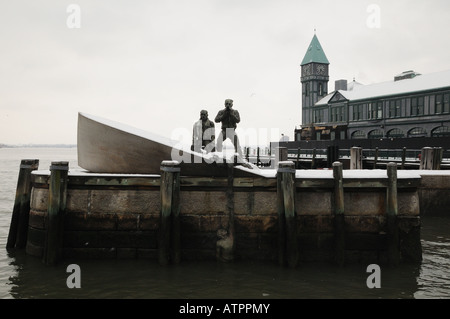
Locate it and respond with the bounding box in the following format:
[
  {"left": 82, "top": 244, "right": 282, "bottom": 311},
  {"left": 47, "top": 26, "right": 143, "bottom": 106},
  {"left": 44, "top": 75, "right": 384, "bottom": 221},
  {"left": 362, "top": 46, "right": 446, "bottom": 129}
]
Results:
[
  {"left": 158, "top": 160, "right": 180, "bottom": 265},
  {"left": 277, "top": 161, "right": 298, "bottom": 268},
  {"left": 171, "top": 163, "right": 181, "bottom": 264},
  {"left": 433, "top": 147, "right": 443, "bottom": 170},
  {"left": 333, "top": 162, "right": 345, "bottom": 266},
  {"left": 245, "top": 147, "right": 250, "bottom": 162},
  {"left": 386, "top": 163, "right": 400, "bottom": 266},
  {"left": 257, "top": 147, "right": 261, "bottom": 166},
  {"left": 276, "top": 163, "right": 286, "bottom": 266},
  {"left": 7, "top": 159, "right": 39, "bottom": 249},
  {"left": 401, "top": 147, "right": 407, "bottom": 170},
  {"left": 350, "top": 147, "right": 363, "bottom": 169},
  {"left": 43, "top": 161, "right": 69, "bottom": 265},
  {"left": 311, "top": 148, "right": 317, "bottom": 169},
  {"left": 327, "top": 145, "right": 339, "bottom": 168},
  {"left": 296, "top": 148, "right": 301, "bottom": 169},
  {"left": 278, "top": 147, "right": 287, "bottom": 162},
  {"left": 420, "top": 147, "right": 433, "bottom": 170},
  {"left": 373, "top": 147, "right": 379, "bottom": 169}
]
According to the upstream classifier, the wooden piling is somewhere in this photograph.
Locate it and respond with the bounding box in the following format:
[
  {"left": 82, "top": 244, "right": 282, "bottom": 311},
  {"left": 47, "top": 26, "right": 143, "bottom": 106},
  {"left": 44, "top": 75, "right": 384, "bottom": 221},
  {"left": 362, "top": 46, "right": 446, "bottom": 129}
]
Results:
[
  {"left": 350, "top": 147, "right": 363, "bottom": 169},
  {"left": 311, "top": 148, "right": 317, "bottom": 169},
  {"left": 43, "top": 161, "right": 69, "bottom": 265},
  {"left": 420, "top": 147, "right": 442, "bottom": 170},
  {"left": 7, "top": 159, "right": 39, "bottom": 249},
  {"left": 327, "top": 146, "right": 339, "bottom": 168},
  {"left": 386, "top": 163, "right": 400, "bottom": 266},
  {"left": 158, "top": 160, "right": 181, "bottom": 265},
  {"left": 401, "top": 147, "right": 407, "bottom": 170},
  {"left": 278, "top": 147, "right": 287, "bottom": 162},
  {"left": 433, "top": 147, "right": 443, "bottom": 170},
  {"left": 333, "top": 162, "right": 345, "bottom": 266},
  {"left": 257, "top": 147, "right": 261, "bottom": 166},
  {"left": 277, "top": 161, "right": 298, "bottom": 268},
  {"left": 171, "top": 163, "right": 181, "bottom": 264},
  {"left": 373, "top": 147, "right": 379, "bottom": 169},
  {"left": 276, "top": 164, "right": 286, "bottom": 266},
  {"left": 296, "top": 148, "right": 301, "bottom": 169}
]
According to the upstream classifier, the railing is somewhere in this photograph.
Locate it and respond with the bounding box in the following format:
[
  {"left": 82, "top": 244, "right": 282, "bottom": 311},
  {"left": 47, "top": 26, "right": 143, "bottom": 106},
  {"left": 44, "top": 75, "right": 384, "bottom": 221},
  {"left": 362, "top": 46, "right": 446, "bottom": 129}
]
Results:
[{"left": 242, "top": 146, "right": 450, "bottom": 169}]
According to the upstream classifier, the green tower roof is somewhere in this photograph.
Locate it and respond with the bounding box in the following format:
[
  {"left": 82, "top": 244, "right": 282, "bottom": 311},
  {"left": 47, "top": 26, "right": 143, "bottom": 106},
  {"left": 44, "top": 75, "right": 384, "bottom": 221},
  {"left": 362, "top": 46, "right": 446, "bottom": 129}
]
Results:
[{"left": 301, "top": 34, "right": 329, "bottom": 65}]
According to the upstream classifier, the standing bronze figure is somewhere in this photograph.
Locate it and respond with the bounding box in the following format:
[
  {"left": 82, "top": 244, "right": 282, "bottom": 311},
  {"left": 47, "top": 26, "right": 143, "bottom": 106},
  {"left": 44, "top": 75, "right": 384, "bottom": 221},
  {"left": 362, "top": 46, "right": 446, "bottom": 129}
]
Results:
[
  {"left": 192, "top": 110, "right": 215, "bottom": 153},
  {"left": 214, "top": 99, "right": 242, "bottom": 155}
]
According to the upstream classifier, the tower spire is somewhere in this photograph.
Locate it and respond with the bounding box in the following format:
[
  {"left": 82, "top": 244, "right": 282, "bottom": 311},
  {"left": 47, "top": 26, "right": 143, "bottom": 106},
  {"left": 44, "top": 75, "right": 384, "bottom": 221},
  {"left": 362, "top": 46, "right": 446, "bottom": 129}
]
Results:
[{"left": 301, "top": 33, "right": 329, "bottom": 66}]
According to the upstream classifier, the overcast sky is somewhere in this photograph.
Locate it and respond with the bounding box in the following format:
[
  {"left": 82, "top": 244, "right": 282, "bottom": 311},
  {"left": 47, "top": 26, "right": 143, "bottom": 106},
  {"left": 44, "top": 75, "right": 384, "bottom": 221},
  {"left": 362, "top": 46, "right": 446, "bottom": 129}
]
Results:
[{"left": 1, "top": 0, "right": 449, "bottom": 146}]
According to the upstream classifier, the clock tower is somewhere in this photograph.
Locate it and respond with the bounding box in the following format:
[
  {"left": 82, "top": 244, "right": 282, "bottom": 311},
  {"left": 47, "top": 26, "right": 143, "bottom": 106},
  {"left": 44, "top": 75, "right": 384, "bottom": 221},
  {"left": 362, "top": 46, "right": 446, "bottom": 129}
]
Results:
[{"left": 301, "top": 34, "right": 330, "bottom": 125}]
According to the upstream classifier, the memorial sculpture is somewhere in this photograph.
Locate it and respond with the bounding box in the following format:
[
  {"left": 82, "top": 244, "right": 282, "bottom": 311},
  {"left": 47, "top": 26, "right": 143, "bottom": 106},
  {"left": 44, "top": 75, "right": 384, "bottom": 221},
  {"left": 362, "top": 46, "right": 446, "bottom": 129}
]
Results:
[
  {"left": 191, "top": 110, "right": 215, "bottom": 153},
  {"left": 214, "top": 99, "right": 243, "bottom": 156}
]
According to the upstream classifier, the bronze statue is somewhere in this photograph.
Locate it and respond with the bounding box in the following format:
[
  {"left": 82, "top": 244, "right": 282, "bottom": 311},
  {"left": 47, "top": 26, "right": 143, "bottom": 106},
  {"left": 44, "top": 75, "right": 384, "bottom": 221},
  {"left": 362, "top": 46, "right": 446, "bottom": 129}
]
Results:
[
  {"left": 214, "top": 99, "right": 242, "bottom": 155},
  {"left": 192, "top": 110, "right": 215, "bottom": 153}
]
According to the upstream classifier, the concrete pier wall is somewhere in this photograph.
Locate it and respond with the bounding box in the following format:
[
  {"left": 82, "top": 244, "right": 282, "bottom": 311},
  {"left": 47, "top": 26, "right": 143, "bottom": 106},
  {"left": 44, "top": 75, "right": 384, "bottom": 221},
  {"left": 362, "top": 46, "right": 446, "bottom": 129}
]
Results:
[
  {"left": 417, "top": 171, "right": 450, "bottom": 216},
  {"left": 25, "top": 169, "right": 423, "bottom": 264}
]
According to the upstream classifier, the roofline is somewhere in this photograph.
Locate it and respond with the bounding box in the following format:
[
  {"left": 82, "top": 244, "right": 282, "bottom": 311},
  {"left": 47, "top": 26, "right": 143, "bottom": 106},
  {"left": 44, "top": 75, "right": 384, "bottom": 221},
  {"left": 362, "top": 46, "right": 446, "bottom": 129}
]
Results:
[{"left": 343, "top": 86, "right": 450, "bottom": 104}]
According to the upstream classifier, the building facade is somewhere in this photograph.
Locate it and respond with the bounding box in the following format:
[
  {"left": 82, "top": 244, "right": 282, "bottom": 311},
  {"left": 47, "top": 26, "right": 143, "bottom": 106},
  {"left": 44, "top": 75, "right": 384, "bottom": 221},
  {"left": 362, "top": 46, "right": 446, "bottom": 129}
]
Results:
[{"left": 296, "top": 35, "right": 450, "bottom": 141}]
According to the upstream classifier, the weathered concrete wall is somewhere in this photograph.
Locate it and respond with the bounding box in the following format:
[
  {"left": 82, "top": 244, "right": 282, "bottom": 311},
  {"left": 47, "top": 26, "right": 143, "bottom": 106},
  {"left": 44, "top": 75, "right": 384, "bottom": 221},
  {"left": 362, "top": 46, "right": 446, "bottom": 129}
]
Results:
[
  {"left": 418, "top": 172, "right": 450, "bottom": 216},
  {"left": 26, "top": 170, "right": 422, "bottom": 264}
]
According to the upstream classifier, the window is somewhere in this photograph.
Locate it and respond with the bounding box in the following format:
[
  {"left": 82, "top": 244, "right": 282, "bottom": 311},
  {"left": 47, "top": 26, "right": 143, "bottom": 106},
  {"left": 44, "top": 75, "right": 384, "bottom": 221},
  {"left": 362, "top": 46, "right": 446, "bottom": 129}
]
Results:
[
  {"left": 351, "top": 130, "right": 366, "bottom": 139},
  {"left": 436, "top": 94, "right": 443, "bottom": 114},
  {"left": 377, "top": 102, "right": 383, "bottom": 118},
  {"left": 352, "top": 104, "right": 363, "bottom": 121},
  {"left": 389, "top": 100, "right": 401, "bottom": 118},
  {"left": 445, "top": 93, "right": 450, "bottom": 113},
  {"left": 411, "top": 97, "right": 424, "bottom": 116},
  {"left": 332, "top": 106, "right": 345, "bottom": 122},
  {"left": 368, "top": 129, "right": 384, "bottom": 139},
  {"left": 431, "top": 126, "right": 450, "bottom": 137},
  {"left": 408, "top": 127, "right": 426, "bottom": 137},
  {"left": 437, "top": 93, "right": 450, "bottom": 114},
  {"left": 314, "top": 109, "right": 324, "bottom": 123},
  {"left": 368, "top": 102, "right": 383, "bottom": 119},
  {"left": 319, "top": 83, "right": 323, "bottom": 96},
  {"left": 305, "top": 83, "right": 309, "bottom": 97},
  {"left": 387, "top": 128, "right": 404, "bottom": 138},
  {"left": 331, "top": 108, "right": 336, "bottom": 122},
  {"left": 368, "top": 103, "right": 374, "bottom": 119},
  {"left": 339, "top": 106, "right": 345, "bottom": 121}
]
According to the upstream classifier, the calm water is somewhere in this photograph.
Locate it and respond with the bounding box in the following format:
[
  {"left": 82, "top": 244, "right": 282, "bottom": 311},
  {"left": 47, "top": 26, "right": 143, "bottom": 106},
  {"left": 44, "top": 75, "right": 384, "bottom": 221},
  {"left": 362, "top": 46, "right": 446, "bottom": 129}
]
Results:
[{"left": 0, "top": 148, "right": 449, "bottom": 299}]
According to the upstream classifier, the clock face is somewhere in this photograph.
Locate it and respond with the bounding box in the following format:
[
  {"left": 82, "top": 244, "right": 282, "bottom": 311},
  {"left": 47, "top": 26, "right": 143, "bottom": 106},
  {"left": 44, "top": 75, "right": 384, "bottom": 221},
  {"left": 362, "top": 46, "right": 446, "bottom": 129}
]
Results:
[
  {"left": 303, "top": 65, "right": 311, "bottom": 76},
  {"left": 316, "top": 64, "right": 326, "bottom": 75}
]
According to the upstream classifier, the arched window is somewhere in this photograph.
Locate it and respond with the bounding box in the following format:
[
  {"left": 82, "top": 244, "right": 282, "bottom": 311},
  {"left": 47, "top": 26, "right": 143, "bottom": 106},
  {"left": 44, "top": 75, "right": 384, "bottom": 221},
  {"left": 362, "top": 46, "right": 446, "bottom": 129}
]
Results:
[
  {"left": 351, "top": 130, "right": 366, "bottom": 139},
  {"left": 368, "top": 129, "right": 384, "bottom": 139},
  {"left": 387, "top": 128, "right": 405, "bottom": 138},
  {"left": 407, "top": 127, "right": 427, "bottom": 138},
  {"left": 431, "top": 126, "right": 450, "bottom": 137}
]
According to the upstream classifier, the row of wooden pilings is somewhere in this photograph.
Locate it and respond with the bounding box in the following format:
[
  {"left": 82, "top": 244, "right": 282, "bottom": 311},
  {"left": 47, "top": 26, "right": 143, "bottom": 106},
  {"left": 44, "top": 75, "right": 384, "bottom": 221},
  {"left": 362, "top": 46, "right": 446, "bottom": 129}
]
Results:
[
  {"left": 7, "top": 160, "right": 68, "bottom": 265},
  {"left": 275, "top": 160, "right": 400, "bottom": 268},
  {"left": 277, "top": 146, "right": 445, "bottom": 170},
  {"left": 7, "top": 158, "right": 401, "bottom": 267},
  {"left": 6, "top": 159, "right": 184, "bottom": 266}
]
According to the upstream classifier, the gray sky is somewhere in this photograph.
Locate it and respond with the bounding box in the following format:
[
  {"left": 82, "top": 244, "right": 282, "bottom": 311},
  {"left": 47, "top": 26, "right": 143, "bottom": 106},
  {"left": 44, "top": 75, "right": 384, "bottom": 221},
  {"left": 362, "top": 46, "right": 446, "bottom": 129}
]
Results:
[{"left": 1, "top": 0, "right": 449, "bottom": 146}]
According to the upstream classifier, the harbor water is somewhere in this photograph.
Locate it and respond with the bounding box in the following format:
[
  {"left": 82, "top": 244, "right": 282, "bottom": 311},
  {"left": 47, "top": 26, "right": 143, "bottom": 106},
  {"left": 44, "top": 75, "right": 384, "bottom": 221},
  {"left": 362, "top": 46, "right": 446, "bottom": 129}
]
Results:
[{"left": 0, "top": 147, "right": 449, "bottom": 299}]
